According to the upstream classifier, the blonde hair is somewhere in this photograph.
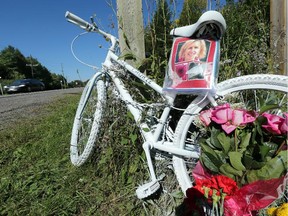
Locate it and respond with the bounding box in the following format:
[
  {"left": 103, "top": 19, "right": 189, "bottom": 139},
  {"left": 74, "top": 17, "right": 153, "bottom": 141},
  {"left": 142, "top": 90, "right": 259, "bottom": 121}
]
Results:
[{"left": 179, "top": 40, "right": 207, "bottom": 61}]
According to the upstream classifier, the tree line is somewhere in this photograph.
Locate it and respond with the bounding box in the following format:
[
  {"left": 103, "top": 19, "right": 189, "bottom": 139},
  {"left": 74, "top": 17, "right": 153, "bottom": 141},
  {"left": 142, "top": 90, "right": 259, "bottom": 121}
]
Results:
[{"left": 0, "top": 46, "right": 83, "bottom": 89}]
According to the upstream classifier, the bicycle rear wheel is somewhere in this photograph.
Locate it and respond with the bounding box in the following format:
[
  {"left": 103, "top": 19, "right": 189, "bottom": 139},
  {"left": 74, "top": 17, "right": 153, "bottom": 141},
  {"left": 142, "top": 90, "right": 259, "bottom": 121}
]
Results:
[
  {"left": 70, "top": 74, "right": 106, "bottom": 166},
  {"left": 173, "top": 74, "right": 288, "bottom": 194}
]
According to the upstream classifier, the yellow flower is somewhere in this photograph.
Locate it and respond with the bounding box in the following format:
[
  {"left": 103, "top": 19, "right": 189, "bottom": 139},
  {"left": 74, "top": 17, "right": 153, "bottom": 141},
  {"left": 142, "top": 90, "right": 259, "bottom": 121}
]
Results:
[
  {"left": 276, "top": 203, "right": 288, "bottom": 216},
  {"left": 267, "top": 207, "right": 277, "bottom": 216}
]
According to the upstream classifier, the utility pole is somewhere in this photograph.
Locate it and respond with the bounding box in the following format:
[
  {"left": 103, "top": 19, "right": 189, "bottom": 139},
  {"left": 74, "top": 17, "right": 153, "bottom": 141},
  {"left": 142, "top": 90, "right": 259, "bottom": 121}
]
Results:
[
  {"left": 116, "top": 0, "right": 145, "bottom": 67},
  {"left": 270, "top": 0, "right": 287, "bottom": 75},
  {"left": 0, "top": 77, "right": 3, "bottom": 95},
  {"left": 76, "top": 69, "right": 82, "bottom": 81},
  {"left": 26, "top": 55, "right": 39, "bottom": 78},
  {"left": 61, "top": 63, "right": 66, "bottom": 88}
]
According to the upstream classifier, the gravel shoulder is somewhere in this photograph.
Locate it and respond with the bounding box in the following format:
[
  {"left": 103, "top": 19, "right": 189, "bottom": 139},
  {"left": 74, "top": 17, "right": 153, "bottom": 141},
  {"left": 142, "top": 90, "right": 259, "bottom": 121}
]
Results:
[{"left": 0, "top": 88, "right": 83, "bottom": 131}]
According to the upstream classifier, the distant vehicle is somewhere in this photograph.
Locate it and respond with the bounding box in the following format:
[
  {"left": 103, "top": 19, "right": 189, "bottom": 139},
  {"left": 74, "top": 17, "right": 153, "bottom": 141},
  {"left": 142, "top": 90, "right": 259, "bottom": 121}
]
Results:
[{"left": 4, "top": 79, "right": 45, "bottom": 93}]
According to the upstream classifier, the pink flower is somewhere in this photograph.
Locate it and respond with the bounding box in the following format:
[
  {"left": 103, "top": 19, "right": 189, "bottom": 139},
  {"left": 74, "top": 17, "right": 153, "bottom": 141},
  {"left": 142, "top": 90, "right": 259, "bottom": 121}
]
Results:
[
  {"left": 280, "top": 113, "right": 288, "bottom": 135},
  {"left": 199, "top": 109, "right": 212, "bottom": 126},
  {"left": 261, "top": 113, "right": 287, "bottom": 135},
  {"left": 211, "top": 104, "right": 232, "bottom": 124},
  {"left": 211, "top": 104, "right": 256, "bottom": 134}
]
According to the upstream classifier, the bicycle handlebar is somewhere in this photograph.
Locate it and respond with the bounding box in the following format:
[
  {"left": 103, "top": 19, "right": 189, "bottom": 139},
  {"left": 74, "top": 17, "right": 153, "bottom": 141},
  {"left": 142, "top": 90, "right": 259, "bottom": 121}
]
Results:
[
  {"left": 65, "top": 11, "right": 117, "bottom": 48},
  {"left": 65, "top": 11, "right": 97, "bottom": 32}
]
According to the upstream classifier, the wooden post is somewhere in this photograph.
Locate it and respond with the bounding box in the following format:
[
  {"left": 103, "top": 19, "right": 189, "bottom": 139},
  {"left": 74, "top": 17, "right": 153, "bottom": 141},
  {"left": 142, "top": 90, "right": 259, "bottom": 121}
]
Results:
[
  {"left": 116, "top": 0, "right": 145, "bottom": 67},
  {"left": 270, "top": 0, "right": 287, "bottom": 75}
]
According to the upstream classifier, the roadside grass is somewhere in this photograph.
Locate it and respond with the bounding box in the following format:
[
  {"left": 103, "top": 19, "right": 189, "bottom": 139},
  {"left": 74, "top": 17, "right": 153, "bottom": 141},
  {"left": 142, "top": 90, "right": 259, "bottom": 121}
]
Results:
[
  {"left": 0, "top": 93, "right": 183, "bottom": 215},
  {"left": 1, "top": 93, "right": 286, "bottom": 216}
]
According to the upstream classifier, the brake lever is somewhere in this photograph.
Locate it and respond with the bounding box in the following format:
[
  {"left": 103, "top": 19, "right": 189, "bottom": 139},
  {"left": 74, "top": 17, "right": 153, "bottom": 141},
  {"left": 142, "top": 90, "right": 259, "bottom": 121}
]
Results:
[{"left": 90, "top": 15, "right": 98, "bottom": 29}]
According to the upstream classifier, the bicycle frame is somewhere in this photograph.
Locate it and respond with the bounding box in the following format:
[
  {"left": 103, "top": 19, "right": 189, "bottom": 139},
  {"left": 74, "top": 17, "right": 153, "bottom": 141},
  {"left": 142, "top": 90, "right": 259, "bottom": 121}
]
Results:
[
  {"left": 103, "top": 27, "right": 203, "bottom": 184},
  {"left": 66, "top": 11, "right": 200, "bottom": 193},
  {"left": 101, "top": 36, "right": 199, "bottom": 156}
]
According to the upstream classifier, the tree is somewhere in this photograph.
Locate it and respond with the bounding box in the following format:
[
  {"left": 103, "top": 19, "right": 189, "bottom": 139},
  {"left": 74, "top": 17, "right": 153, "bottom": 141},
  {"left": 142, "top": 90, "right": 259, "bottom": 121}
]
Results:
[
  {"left": 177, "top": 0, "right": 206, "bottom": 26},
  {"left": 116, "top": 0, "right": 145, "bottom": 67},
  {"left": 270, "top": 0, "right": 287, "bottom": 75},
  {"left": 144, "top": 0, "right": 173, "bottom": 82},
  {"left": 0, "top": 46, "right": 27, "bottom": 79},
  {"left": 219, "top": 0, "right": 272, "bottom": 80},
  {"left": 0, "top": 45, "right": 66, "bottom": 89}
]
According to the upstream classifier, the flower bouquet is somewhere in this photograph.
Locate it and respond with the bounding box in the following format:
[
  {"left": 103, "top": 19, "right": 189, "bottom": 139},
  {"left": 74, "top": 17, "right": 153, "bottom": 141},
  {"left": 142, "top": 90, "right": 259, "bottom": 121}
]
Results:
[{"left": 183, "top": 103, "right": 287, "bottom": 215}]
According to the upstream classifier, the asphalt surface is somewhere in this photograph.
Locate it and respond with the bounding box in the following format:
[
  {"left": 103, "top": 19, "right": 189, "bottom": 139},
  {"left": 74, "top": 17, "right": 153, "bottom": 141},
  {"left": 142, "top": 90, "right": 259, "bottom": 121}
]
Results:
[{"left": 0, "top": 88, "right": 83, "bottom": 131}]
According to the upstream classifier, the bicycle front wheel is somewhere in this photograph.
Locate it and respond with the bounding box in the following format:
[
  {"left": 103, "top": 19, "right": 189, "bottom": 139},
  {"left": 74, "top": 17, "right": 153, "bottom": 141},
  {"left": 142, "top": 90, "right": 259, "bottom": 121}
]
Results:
[
  {"left": 173, "top": 74, "right": 288, "bottom": 194},
  {"left": 70, "top": 74, "right": 106, "bottom": 166}
]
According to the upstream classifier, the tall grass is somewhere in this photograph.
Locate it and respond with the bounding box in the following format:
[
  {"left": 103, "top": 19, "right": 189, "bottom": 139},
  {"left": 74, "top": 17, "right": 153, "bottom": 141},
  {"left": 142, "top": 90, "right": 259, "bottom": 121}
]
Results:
[{"left": 0, "top": 93, "right": 183, "bottom": 215}]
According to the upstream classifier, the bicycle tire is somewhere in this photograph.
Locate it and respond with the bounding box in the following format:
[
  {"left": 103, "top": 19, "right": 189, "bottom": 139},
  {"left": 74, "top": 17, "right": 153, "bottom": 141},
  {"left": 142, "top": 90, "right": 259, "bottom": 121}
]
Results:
[
  {"left": 172, "top": 74, "right": 288, "bottom": 194},
  {"left": 70, "top": 74, "right": 106, "bottom": 166}
]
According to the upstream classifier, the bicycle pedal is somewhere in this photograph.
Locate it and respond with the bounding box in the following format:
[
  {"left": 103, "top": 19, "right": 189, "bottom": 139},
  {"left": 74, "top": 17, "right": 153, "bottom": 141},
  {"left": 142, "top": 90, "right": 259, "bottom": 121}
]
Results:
[{"left": 136, "top": 180, "right": 161, "bottom": 199}]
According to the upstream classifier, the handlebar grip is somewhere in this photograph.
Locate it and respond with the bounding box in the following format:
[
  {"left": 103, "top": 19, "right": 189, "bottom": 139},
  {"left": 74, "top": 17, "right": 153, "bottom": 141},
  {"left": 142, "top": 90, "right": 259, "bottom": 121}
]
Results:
[{"left": 65, "top": 11, "right": 96, "bottom": 31}]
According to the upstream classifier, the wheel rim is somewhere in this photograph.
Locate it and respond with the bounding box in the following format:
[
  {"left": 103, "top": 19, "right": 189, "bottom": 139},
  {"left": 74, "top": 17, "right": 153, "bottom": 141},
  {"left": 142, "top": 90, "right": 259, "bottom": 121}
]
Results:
[{"left": 173, "top": 76, "right": 288, "bottom": 194}]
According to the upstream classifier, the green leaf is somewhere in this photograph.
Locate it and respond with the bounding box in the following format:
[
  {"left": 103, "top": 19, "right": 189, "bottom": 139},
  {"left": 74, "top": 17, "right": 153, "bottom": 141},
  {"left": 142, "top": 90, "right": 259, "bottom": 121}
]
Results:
[
  {"left": 246, "top": 151, "right": 288, "bottom": 183},
  {"left": 204, "top": 138, "right": 216, "bottom": 149},
  {"left": 229, "top": 151, "right": 246, "bottom": 171},
  {"left": 217, "top": 132, "right": 231, "bottom": 154},
  {"left": 215, "top": 150, "right": 227, "bottom": 164},
  {"left": 121, "top": 138, "right": 128, "bottom": 145},
  {"left": 129, "top": 134, "right": 137, "bottom": 144},
  {"left": 259, "top": 145, "right": 270, "bottom": 161},
  {"left": 250, "top": 160, "right": 266, "bottom": 169},
  {"left": 200, "top": 152, "right": 221, "bottom": 173},
  {"left": 220, "top": 163, "right": 243, "bottom": 177},
  {"left": 200, "top": 142, "right": 217, "bottom": 156},
  {"left": 259, "top": 104, "right": 280, "bottom": 114},
  {"left": 242, "top": 153, "right": 253, "bottom": 168},
  {"left": 210, "top": 127, "right": 222, "bottom": 149},
  {"left": 142, "top": 127, "right": 150, "bottom": 132},
  {"left": 263, "top": 141, "right": 278, "bottom": 157},
  {"left": 126, "top": 111, "right": 134, "bottom": 120},
  {"left": 239, "top": 132, "right": 251, "bottom": 149}
]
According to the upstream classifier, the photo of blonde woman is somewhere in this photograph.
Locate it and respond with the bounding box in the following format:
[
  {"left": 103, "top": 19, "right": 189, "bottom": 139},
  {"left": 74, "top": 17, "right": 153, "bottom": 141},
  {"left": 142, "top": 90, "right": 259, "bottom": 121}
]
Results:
[
  {"left": 175, "top": 39, "right": 209, "bottom": 80},
  {"left": 163, "top": 37, "right": 219, "bottom": 93},
  {"left": 178, "top": 40, "right": 207, "bottom": 62}
]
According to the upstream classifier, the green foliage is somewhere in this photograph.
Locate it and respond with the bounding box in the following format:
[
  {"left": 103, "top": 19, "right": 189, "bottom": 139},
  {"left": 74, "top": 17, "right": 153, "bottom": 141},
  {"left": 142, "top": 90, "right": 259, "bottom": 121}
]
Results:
[
  {"left": 144, "top": 0, "right": 173, "bottom": 83},
  {"left": 0, "top": 46, "right": 27, "bottom": 79},
  {"left": 177, "top": 0, "right": 206, "bottom": 26},
  {"left": 219, "top": 0, "right": 274, "bottom": 81}
]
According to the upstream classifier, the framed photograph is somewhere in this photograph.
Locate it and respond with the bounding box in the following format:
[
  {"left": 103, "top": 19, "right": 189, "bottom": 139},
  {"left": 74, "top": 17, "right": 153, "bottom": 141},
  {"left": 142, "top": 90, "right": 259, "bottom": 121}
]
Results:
[{"left": 163, "top": 37, "right": 220, "bottom": 94}]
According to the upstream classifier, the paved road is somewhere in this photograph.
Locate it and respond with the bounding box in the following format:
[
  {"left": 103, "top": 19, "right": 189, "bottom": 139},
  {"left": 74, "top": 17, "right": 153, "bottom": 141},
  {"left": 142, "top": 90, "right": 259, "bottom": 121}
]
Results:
[{"left": 0, "top": 88, "right": 83, "bottom": 131}]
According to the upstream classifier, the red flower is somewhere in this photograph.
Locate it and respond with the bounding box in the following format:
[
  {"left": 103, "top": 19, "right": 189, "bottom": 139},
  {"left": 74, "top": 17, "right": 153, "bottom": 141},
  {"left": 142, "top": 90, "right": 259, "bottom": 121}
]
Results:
[
  {"left": 213, "top": 175, "right": 238, "bottom": 197},
  {"left": 194, "top": 175, "right": 238, "bottom": 200},
  {"left": 194, "top": 178, "right": 215, "bottom": 198}
]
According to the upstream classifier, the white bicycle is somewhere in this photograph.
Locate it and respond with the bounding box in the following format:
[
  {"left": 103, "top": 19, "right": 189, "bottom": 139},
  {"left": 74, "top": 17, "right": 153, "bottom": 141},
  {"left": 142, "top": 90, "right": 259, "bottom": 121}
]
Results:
[{"left": 65, "top": 10, "right": 288, "bottom": 199}]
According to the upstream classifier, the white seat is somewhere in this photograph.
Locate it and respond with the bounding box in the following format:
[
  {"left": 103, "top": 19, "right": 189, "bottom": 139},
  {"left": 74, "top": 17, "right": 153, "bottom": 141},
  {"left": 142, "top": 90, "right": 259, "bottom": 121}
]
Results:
[{"left": 170, "top": 10, "right": 226, "bottom": 39}]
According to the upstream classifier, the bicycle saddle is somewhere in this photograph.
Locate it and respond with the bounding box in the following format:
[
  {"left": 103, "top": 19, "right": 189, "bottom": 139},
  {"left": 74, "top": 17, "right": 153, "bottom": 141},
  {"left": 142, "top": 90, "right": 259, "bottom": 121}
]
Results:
[{"left": 170, "top": 10, "right": 226, "bottom": 40}]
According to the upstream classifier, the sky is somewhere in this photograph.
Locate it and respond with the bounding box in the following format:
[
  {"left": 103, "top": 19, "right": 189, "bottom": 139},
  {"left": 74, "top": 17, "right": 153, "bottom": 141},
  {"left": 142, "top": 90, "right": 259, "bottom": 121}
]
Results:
[
  {"left": 0, "top": 0, "right": 122, "bottom": 82},
  {"left": 0, "top": 0, "right": 226, "bottom": 82}
]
